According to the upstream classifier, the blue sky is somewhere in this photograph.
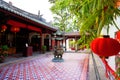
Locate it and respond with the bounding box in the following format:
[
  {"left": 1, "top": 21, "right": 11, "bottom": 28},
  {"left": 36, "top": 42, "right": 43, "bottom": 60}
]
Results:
[{"left": 3, "top": 0, "right": 53, "bottom": 22}]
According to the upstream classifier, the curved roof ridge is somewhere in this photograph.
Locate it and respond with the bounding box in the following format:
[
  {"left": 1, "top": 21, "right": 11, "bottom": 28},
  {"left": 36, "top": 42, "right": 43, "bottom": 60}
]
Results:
[{"left": 0, "top": 0, "right": 57, "bottom": 30}]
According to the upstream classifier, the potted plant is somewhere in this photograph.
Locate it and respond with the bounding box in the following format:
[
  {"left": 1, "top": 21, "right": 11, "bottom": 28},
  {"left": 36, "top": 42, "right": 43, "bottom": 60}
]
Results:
[
  {"left": 0, "top": 51, "right": 8, "bottom": 63},
  {"left": 41, "top": 45, "right": 47, "bottom": 54},
  {"left": 0, "top": 45, "right": 9, "bottom": 63}
]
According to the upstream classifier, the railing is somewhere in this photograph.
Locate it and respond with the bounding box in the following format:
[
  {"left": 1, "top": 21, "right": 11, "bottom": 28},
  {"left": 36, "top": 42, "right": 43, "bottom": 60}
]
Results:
[
  {"left": 107, "top": 72, "right": 115, "bottom": 80},
  {"left": 91, "top": 52, "right": 101, "bottom": 80},
  {"left": 91, "top": 51, "right": 118, "bottom": 80}
]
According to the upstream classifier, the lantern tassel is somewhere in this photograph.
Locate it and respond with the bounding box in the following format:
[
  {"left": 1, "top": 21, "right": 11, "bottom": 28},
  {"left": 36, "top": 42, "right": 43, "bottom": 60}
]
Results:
[{"left": 101, "top": 57, "right": 120, "bottom": 79}]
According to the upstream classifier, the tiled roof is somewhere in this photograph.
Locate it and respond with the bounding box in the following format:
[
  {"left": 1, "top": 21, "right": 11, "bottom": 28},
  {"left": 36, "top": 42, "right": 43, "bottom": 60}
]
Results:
[
  {"left": 65, "top": 32, "right": 80, "bottom": 36},
  {"left": 0, "top": 0, "right": 57, "bottom": 30},
  {"left": 64, "top": 32, "right": 80, "bottom": 38}
]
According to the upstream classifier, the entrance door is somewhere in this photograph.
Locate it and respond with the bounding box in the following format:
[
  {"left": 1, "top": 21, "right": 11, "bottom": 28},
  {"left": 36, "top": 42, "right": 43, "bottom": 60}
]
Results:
[
  {"left": 44, "top": 38, "right": 49, "bottom": 51},
  {"left": 31, "top": 35, "right": 41, "bottom": 51}
]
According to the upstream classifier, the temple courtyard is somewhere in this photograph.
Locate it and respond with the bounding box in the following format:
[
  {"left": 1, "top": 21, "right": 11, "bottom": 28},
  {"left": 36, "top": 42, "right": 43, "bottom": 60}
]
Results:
[{"left": 0, "top": 50, "right": 107, "bottom": 80}]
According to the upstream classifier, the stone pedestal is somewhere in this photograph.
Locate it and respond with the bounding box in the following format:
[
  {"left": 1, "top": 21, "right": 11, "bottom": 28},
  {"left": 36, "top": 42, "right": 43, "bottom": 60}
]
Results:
[{"left": 23, "top": 46, "right": 33, "bottom": 57}]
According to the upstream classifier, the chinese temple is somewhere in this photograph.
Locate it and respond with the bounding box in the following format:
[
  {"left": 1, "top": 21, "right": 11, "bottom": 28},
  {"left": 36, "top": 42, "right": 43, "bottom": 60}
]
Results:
[{"left": 0, "top": 0, "right": 57, "bottom": 56}]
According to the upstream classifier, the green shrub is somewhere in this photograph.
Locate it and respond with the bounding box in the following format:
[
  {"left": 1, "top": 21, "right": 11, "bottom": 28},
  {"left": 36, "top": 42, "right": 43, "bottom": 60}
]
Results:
[{"left": 41, "top": 45, "right": 47, "bottom": 53}]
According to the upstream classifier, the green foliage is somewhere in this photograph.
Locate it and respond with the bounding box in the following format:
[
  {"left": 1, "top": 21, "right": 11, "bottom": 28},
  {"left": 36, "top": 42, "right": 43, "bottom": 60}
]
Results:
[
  {"left": 48, "top": 0, "right": 55, "bottom": 3},
  {"left": 69, "top": 40, "right": 75, "bottom": 47},
  {"left": 50, "top": 0, "right": 78, "bottom": 32},
  {"left": 115, "top": 56, "right": 120, "bottom": 78},
  {"left": 50, "top": 0, "right": 120, "bottom": 77},
  {"left": 49, "top": 0, "right": 120, "bottom": 48},
  {"left": 79, "top": 0, "right": 120, "bottom": 36},
  {"left": 0, "top": 45, "right": 9, "bottom": 62},
  {"left": 41, "top": 45, "right": 47, "bottom": 53},
  {"left": 2, "top": 45, "right": 9, "bottom": 51}
]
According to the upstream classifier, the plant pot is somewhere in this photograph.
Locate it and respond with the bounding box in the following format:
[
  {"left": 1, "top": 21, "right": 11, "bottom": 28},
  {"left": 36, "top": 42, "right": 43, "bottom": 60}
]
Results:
[
  {"left": 41, "top": 45, "right": 47, "bottom": 54},
  {"left": 0, "top": 56, "right": 5, "bottom": 63}
]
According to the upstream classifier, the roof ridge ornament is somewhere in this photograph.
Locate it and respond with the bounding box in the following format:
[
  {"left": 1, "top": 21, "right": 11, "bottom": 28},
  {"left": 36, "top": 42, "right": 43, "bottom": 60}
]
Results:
[{"left": 8, "top": 1, "right": 12, "bottom": 6}]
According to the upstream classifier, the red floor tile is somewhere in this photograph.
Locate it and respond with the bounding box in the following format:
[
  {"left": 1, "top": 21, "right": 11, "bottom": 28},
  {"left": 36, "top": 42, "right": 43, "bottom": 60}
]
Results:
[{"left": 0, "top": 53, "right": 89, "bottom": 80}]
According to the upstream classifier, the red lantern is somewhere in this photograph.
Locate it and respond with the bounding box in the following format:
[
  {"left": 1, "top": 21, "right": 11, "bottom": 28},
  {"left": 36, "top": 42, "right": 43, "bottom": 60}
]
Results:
[
  {"left": 11, "top": 27, "right": 20, "bottom": 33},
  {"left": 90, "top": 35, "right": 120, "bottom": 57},
  {"left": 115, "top": 31, "right": 120, "bottom": 42},
  {"left": 116, "top": 0, "right": 120, "bottom": 7},
  {"left": 1, "top": 25, "right": 7, "bottom": 31}
]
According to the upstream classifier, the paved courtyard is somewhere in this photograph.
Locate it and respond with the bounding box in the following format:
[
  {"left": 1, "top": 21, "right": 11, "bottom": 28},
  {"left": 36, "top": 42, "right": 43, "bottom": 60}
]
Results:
[{"left": 0, "top": 52, "right": 89, "bottom": 80}]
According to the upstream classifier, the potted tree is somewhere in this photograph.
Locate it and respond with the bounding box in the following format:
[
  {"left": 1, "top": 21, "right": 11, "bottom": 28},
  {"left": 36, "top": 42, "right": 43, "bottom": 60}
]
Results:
[
  {"left": 0, "top": 45, "right": 9, "bottom": 63},
  {"left": 41, "top": 45, "right": 47, "bottom": 54},
  {"left": 0, "top": 51, "right": 8, "bottom": 63}
]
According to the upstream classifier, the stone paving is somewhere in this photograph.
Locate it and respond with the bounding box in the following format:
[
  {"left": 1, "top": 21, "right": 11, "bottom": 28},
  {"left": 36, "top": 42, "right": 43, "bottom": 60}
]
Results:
[{"left": 0, "top": 52, "right": 89, "bottom": 80}]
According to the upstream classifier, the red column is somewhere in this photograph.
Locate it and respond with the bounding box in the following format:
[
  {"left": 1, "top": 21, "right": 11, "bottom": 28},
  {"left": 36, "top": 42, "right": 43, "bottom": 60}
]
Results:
[
  {"left": 40, "top": 32, "right": 42, "bottom": 51},
  {"left": 51, "top": 39, "right": 55, "bottom": 50}
]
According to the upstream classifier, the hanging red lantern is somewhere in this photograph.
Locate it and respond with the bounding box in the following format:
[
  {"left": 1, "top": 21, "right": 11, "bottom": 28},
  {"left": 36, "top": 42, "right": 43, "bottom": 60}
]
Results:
[
  {"left": 1, "top": 25, "right": 7, "bottom": 31},
  {"left": 90, "top": 35, "right": 120, "bottom": 57},
  {"left": 115, "top": 31, "right": 120, "bottom": 42},
  {"left": 116, "top": 0, "right": 120, "bottom": 7},
  {"left": 11, "top": 27, "right": 20, "bottom": 33}
]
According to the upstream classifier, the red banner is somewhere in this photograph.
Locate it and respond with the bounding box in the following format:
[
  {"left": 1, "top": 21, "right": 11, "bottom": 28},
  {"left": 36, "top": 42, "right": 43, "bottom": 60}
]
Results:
[{"left": 7, "top": 20, "right": 41, "bottom": 33}]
